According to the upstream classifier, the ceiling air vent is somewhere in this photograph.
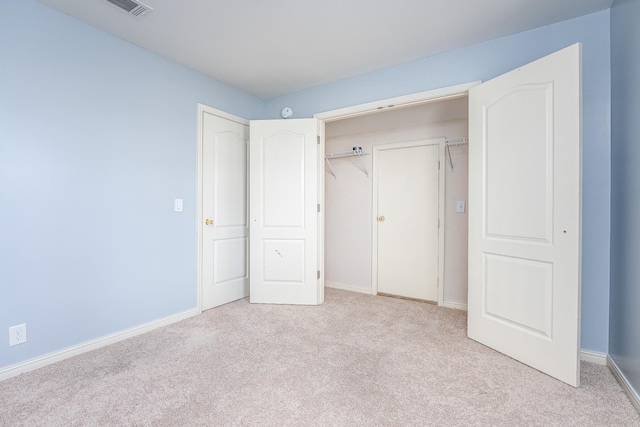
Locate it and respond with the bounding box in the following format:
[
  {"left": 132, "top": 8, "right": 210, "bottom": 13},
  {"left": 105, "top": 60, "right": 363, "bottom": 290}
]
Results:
[{"left": 104, "top": 0, "right": 153, "bottom": 18}]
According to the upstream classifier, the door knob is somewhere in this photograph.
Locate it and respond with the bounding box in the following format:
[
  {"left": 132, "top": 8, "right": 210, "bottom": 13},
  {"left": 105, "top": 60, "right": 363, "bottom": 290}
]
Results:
[
  {"left": 205, "top": 219, "right": 214, "bottom": 226},
  {"left": 378, "top": 216, "right": 385, "bottom": 222}
]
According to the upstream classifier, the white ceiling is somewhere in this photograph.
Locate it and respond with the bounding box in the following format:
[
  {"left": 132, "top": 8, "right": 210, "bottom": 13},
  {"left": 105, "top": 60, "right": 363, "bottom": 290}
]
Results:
[{"left": 36, "top": 0, "right": 612, "bottom": 99}]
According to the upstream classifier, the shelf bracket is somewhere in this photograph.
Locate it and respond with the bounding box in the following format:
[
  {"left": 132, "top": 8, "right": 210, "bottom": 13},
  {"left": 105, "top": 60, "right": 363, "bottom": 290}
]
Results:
[
  {"left": 325, "top": 157, "right": 337, "bottom": 179},
  {"left": 357, "top": 152, "right": 369, "bottom": 177},
  {"left": 324, "top": 151, "right": 370, "bottom": 179}
]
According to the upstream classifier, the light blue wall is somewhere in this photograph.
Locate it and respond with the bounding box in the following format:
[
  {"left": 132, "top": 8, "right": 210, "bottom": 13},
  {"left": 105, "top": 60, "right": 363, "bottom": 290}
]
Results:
[
  {"left": 266, "top": 12, "right": 612, "bottom": 353},
  {"left": 0, "top": 0, "right": 262, "bottom": 369},
  {"left": 610, "top": 0, "right": 640, "bottom": 394}
]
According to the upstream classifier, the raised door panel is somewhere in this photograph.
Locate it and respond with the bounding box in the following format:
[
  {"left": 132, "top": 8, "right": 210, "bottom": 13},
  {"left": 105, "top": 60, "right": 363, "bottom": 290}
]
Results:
[
  {"left": 262, "top": 132, "right": 305, "bottom": 228},
  {"left": 214, "top": 131, "right": 248, "bottom": 229},
  {"left": 484, "top": 254, "right": 553, "bottom": 338},
  {"left": 485, "top": 84, "right": 553, "bottom": 243},
  {"left": 214, "top": 237, "right": 248, "bottom": 284}
]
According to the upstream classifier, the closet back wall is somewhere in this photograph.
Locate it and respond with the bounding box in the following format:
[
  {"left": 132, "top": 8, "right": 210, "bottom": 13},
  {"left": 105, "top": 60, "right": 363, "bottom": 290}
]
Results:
[{"left": 324, "top": 98, "right": 469, "bottom": 307}]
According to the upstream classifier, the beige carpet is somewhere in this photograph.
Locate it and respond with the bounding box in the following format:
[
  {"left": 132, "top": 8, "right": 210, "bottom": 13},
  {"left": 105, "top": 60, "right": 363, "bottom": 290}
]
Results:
[{"left": 1, "top": 288, "right": 638, "bottom": 426}]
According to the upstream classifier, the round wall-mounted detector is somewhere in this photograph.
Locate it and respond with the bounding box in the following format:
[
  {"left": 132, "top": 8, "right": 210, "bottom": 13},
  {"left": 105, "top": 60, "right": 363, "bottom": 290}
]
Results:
[{"left": 281, "top": 107, "right": 294, "bottom": 119}]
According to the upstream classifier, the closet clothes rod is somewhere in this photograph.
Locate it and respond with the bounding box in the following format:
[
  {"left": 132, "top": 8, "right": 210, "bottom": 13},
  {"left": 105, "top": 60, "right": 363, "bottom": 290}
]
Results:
[{"left": 444, "top": 137, "right": 469, "bottom": 171}]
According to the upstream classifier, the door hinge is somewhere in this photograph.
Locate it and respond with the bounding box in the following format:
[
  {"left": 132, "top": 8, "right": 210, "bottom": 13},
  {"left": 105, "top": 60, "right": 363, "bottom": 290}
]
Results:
[
  {"left": 438, "top": 161, "right": 441, "bottom": 170},
  {"left": 317, "top": 135, "right": 320, "bottom": 145},
  {"left": 317, "top": 203, "right": 320, "bottom": 213},
  {"left": 317, "top": 270, "right": 321, "bottom": 279}
]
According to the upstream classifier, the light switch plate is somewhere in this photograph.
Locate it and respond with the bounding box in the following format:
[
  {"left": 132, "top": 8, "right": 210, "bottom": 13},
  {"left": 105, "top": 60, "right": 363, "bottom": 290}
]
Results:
[
  {"left": 174, "top": 199, "right": 183, "bottom": 212},
  {"left": 456, "top": 200, "right": 466, "bottom": 213}
]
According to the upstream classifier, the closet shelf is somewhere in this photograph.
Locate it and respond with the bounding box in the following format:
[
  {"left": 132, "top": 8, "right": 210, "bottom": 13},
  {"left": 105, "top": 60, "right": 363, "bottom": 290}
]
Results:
[
  {"left": 325, "top": 151, "right": 370, "bottom": 159},
  {"left": 325, "top": 151, "right": 371, "bottom": 179},
  {"left": 445, "top": 137, "right": 469, "bottom": 147}
]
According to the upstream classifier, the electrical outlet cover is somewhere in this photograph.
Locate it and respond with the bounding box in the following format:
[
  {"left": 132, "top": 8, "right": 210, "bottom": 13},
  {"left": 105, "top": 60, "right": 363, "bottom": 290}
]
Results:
[{"left": 9, "top": 324, "right": 27, "bottom": 346}]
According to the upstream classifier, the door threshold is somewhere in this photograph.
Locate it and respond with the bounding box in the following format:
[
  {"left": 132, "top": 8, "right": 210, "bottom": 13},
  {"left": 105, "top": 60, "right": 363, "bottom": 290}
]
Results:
[{"left": 377, "top": 292, "right": 437, "bottom": 305}]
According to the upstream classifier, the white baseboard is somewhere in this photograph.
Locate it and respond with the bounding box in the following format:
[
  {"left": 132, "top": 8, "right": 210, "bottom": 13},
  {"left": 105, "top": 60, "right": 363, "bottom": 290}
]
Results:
[
  {"left": 0, "top": 308, "right": 200, "bottom": 382},
  {"left": 443, "top": 301, "right": 468, "bottom": 311},
  {"left": 325, "top": 281, "right": 373, "bottom": 295},
  {"left": 580, "top": 350, "right": 607, "bottom": 365},
  {"left": 607, "top": 355, "right": 640, "bottom": 414}
]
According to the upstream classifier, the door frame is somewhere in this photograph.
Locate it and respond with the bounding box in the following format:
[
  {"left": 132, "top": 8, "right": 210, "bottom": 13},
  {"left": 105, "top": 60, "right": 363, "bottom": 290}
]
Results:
[
  {"left": 314, "top": 82, "right": 480, "bottom": 123},
  {"left": 372, "top": 138, "right": 446, "bottom": 304},
  {"left": 314, "top": 81, "right": 480, "bottom": 306},
  {"left": 196, "top": 104, "right": 250, "bottom": 313}
]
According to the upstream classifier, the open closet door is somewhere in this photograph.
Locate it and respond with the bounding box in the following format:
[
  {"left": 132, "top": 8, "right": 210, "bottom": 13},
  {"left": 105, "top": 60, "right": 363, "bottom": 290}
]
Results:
[
  {"left": 249, "top": 119, "right": 325, "bottom": 305},
  {"left": 468, "top": 44, "right": 582, "bottom": 386}
]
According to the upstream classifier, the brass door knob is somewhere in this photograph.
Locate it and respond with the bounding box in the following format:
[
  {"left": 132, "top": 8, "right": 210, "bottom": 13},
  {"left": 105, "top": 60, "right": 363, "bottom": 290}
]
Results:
[
  {"left": 378, "top": 216, "right": 385, "bottom": 222},
  {"left": 205, "top": 219, "right": 214, "bottom": 226}
]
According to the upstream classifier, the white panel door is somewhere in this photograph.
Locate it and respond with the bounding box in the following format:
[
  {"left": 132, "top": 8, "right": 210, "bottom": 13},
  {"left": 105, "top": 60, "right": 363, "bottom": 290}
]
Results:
[
  {"left": 249, "top": 119, "right": 324, "bottom": 305},
  {"left": 376, "top": 140, "right": 442, "bottom": 302},
  {"left": 202, "top": 112, "right": 249, "bottom": 310},
  {"left": 468, "top": 44, "right": 582, "bottom": 386}
]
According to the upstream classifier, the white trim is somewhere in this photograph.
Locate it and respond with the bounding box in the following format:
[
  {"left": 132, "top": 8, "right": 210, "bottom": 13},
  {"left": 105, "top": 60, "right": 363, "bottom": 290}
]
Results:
[
  {"left": 580, "top": 349, "right": 607, "bottom": 365},
  {"left": 443, "top": 301, "right": 468, "bottom": 311},
  {"left": 196, "top": 104, "right": 249, "bottom": 313},
  {"left": 325, "top": 281, "right": 373, "bottom": 295},
  {"left": 0, "top": 308, "right": 199, "bottom": 382},
  {"left": 607, "top": 355, "right": 640, "bottom": 414},
  {"left": 314, "top": 82, "right": 481, "bottom": 122},
  {"left": 199, "top": 104, "right": 250, "bottom": 126},
  {"left": 437, "top": 140, "right": 446, "bottom": 306}
]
